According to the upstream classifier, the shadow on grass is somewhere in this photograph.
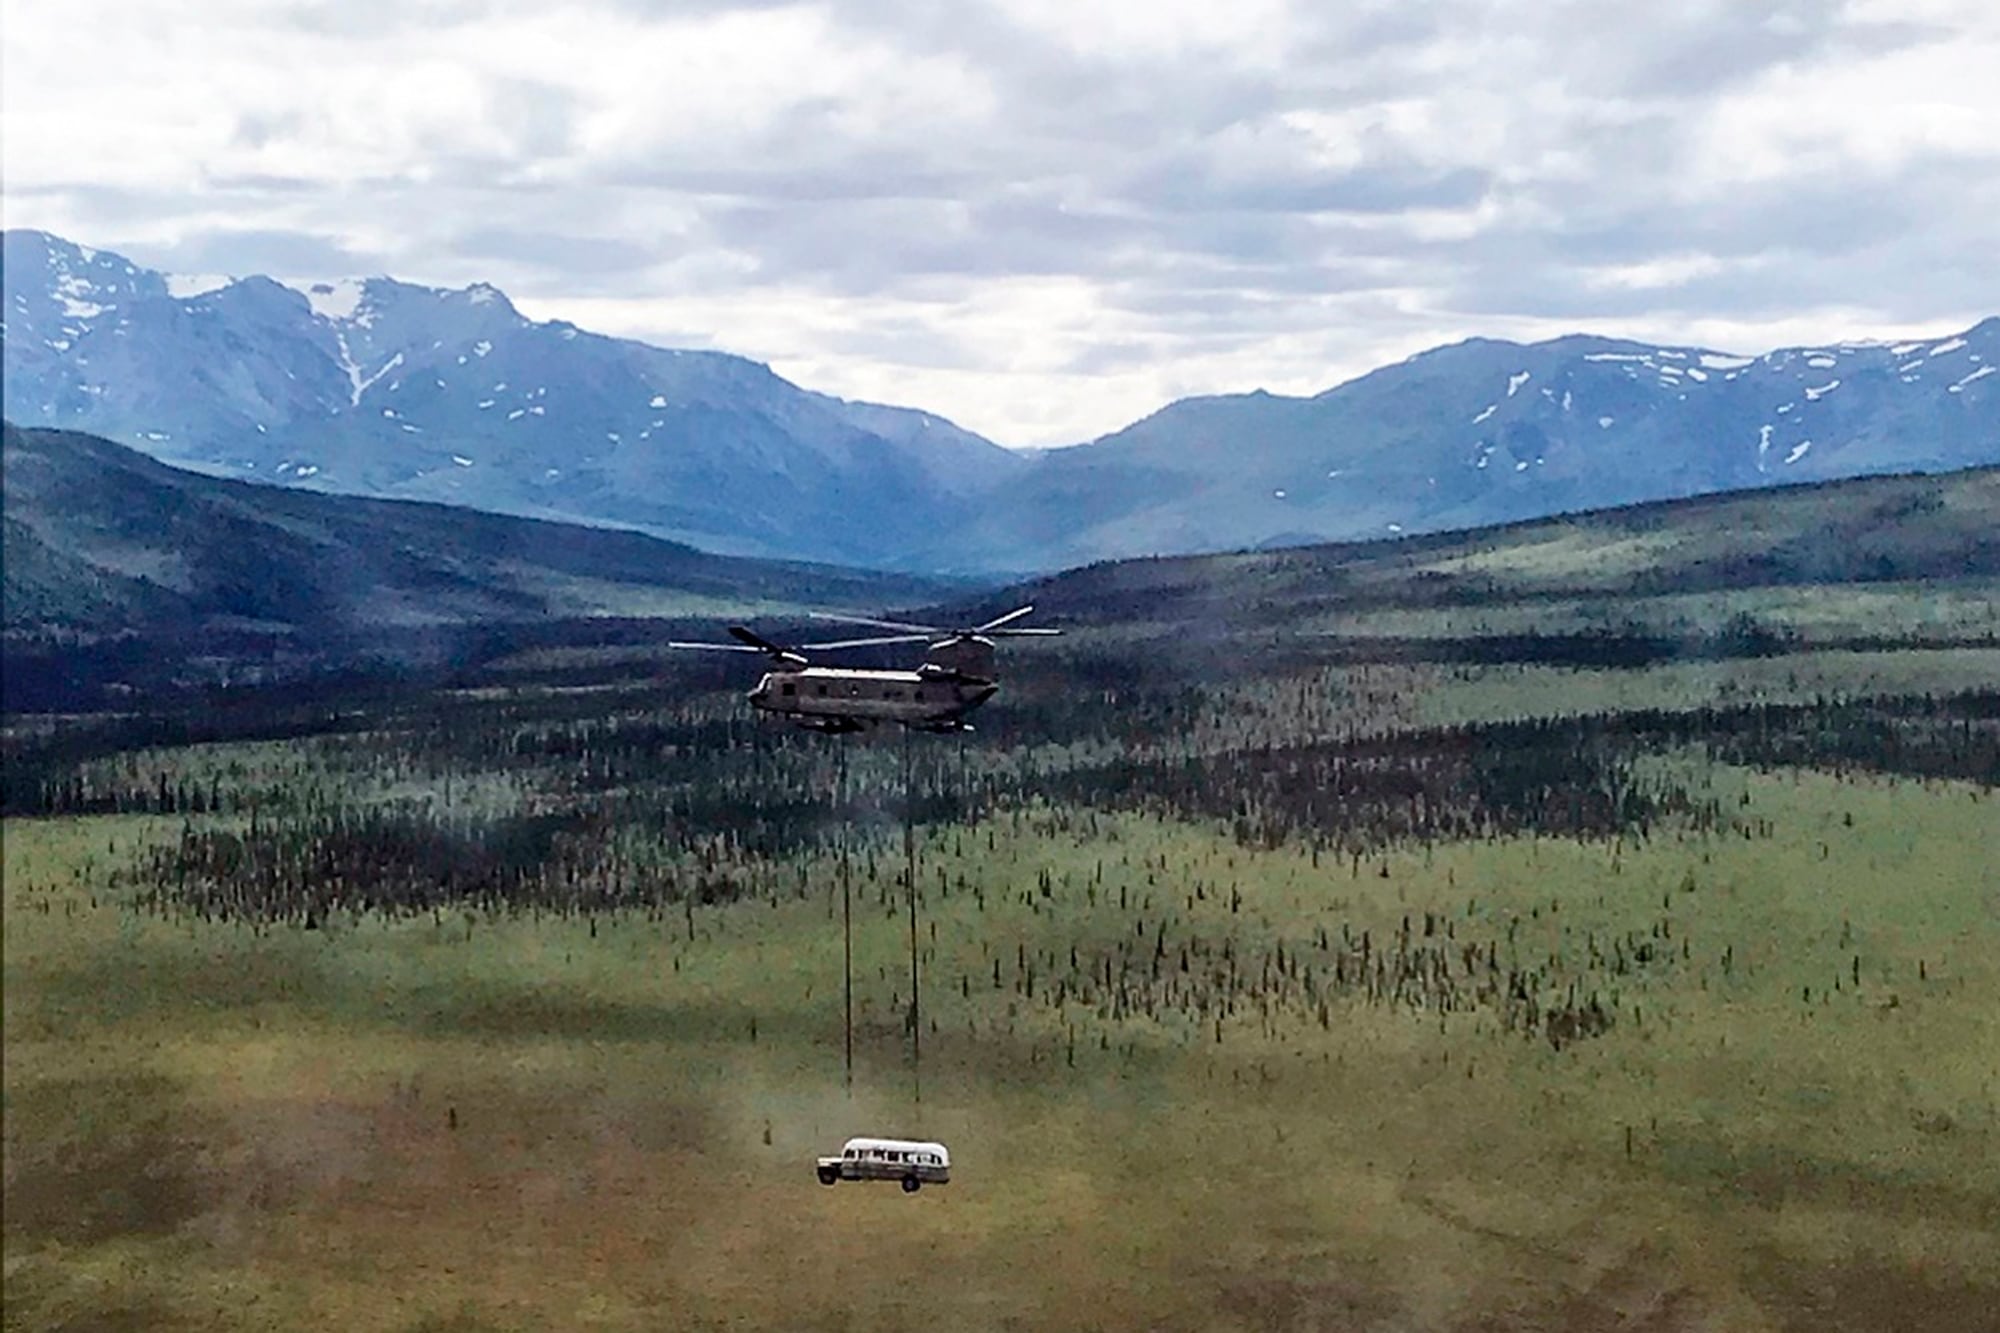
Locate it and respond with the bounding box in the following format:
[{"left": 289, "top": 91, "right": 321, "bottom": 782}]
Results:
[
  {"left": 2, "top": 1072, "right": 209, "bottom": 1245},
  {"left": 1746, "top": 1251, "right": 2000, "bottom": 1333},
  {"left": 13, "top": 942, "right": 341, "bottom": 1040},
  {"left": 1660, "top": 1133, "right": 2000, "bottom": 1228}
]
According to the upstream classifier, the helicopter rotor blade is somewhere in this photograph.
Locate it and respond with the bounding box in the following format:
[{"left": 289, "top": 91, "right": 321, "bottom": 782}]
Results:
[
  {"left": 973, "top": 605, "right": 1037, "bottom": 633},
  {"left": 984, "top": 627, "right": 1061, "bottom": 636},
  {"left": 806, "top": 611, "right": 946, "bottom": 635},
  {"left": 665, "top": 641, "right": 766, "bottom": 654},
  {"left": 664, "top": 625, "right": 809, "bottom": 667},
  {"left": 798, "top": 633, "right": 938, "bottom": 650}
]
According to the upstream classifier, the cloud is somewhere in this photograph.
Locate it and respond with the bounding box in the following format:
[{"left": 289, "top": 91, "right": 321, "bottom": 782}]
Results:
[{"left": 3, "top": 0, "right": 1997, "bottom": 445}]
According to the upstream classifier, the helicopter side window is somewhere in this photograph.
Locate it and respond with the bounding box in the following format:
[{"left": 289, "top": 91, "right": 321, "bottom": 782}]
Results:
[
  {"left": 914, "top": 690, "right": 925, "bottom": 702},
  {"left": 816, "top": 685, "right": 828, "bottom": 697},
  {"left": 781, "top": 683, "right": 795, "bottom": 697}
]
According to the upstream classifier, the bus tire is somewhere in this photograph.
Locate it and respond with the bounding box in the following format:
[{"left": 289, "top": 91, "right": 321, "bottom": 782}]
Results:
[
  {"left": 817, "top": 1166, "right": 839, "bottom": 1186},
  {"left": 901, "top": 1176, "right": 921, "bottom": 1193}
]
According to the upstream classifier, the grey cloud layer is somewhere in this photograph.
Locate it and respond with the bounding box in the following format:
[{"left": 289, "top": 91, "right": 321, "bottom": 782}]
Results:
[{"left": 6, "top": 0, "right": 1996, "bottom": 443}]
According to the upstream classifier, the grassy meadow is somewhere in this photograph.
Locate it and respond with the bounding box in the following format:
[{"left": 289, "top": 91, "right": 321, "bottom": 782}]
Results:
[
  {"left": 5, "top": 688, "right": 1997, "bottom": 1329},
  {"left": 8, "top": 468, "right": 2000, "bottom": 1328}
]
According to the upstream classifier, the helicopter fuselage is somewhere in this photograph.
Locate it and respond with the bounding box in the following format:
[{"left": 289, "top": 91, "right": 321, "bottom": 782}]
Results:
[{"left": 749, "top": 665, "right": 997, "bottom": 733}]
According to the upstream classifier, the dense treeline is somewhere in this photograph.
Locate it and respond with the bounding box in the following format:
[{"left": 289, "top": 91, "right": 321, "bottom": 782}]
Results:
[
  {"left": 103, "top": 689, "right": 1995, "bottom": 935},
  {"left": 1035, "top": 692, "right": 1999, "bottom": 851}
]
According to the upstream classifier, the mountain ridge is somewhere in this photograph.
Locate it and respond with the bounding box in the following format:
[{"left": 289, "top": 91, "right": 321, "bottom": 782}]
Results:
[
  {"left": 1, "top": 229, "right": 1025, "bottom": 566},
  {"left": 6, "top": 227, "right": 1994, "bottom": 573},
  {"left": 927, "top": 318, "right": 1998, "bottom": 570}
]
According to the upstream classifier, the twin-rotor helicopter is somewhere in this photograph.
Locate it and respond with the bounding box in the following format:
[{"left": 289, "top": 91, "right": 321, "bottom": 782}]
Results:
[{"left": 669, "top": 606, "right": 1058, "bottom": 733}]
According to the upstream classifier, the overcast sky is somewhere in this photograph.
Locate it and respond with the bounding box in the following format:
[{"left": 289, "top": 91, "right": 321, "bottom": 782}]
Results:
[{"left": 4, "top": 0, "right": 1997, "bottom": 445}]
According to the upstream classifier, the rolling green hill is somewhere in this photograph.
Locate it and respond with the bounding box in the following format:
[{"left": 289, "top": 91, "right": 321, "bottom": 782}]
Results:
[
  {"left": 992, "top": 464, "right": 2000, "bottom": 653},
  {"left": 2, "top": 423, "right": 958, "bottom": 638}
]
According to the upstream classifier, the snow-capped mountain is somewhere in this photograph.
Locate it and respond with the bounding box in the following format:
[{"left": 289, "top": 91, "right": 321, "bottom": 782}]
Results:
[
  {"left": 921, "top": 321, "right": 2000, "bottom": 570},
  {"left": 0, "top": 230, "right": 1024, "bottom": 565},
  {"left": 5, "top": 228, "right": 1994, "bottom": 574}
]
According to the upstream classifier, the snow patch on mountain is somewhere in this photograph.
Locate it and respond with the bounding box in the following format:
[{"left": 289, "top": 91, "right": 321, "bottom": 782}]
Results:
[{"left": 338, "top": 339, "right": 402, "bottom": 407}]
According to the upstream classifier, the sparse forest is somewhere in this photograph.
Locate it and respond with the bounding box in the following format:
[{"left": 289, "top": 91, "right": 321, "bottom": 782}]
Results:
[{"left": 6, "top": 563, "right": 1999, "bottom": 1331}]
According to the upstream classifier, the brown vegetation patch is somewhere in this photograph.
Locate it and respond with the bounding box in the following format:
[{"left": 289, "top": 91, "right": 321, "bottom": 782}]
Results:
[
  {"left": 2, "top": 1073, "right": 211, "bottom": 1244},
  {"left": 1745, "top": 1251, "right": 2000, "bottom": 1333}
]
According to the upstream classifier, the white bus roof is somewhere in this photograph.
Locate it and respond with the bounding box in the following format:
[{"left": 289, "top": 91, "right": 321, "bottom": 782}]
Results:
[{"left": 841, "top": 1136, "right": 950, "bottom": 1163}]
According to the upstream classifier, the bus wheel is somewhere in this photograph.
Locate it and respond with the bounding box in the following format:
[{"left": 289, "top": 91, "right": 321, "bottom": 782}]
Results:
[
  {"left": 901, "top": 1176, "right": 921, "bottom": 1193},
  {"left": 817, "top": 1167, "right": 839, "bottom": 1186}
]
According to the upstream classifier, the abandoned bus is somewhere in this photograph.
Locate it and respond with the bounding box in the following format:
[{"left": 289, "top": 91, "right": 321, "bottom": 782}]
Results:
[{"left": 815, "top": 1137, "right": 951, "bottom": 1192}]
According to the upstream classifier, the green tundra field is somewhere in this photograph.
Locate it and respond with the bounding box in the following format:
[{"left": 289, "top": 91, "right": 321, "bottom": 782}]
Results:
[
  {"left": 6, "top": 668, "right": 1998, "bottom": 1332},
  {"left": 6, "top": 473, "right": 2000, "bottom": 1330}
]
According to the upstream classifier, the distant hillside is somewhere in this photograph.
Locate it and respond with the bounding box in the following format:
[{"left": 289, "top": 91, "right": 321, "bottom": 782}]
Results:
[
  {"left": 991, "top": 465, "right": 2000, "bottom": 645},
  {"left": 2, "top": 424, "right": 958, "bottom": 641}
]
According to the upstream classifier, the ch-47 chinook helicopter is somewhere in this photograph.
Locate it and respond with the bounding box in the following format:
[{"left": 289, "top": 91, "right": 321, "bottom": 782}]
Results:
[{"left": 668, "top": 606, "right": 1057, "bottom": 733}]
